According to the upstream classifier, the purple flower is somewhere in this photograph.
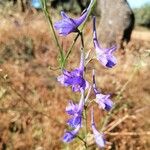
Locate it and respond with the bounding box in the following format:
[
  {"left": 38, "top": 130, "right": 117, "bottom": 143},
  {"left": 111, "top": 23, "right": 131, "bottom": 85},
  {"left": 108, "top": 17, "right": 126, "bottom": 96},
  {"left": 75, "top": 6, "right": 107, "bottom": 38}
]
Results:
[
  {"left": 63, "top": 91, "right": 85, "bottom": 143},
  {"left": 66, "top": 90, "right": 84, "bottom": 128},
  {"left": 95, "top": 94, "right": 113, "bottom": 111},
  {"left": 93, "top": 16, "right": 117, "bottom": 68},
  {"left": 63, "top": 125, "right": 81, "bottom": 143},
  {"left": 54, "top": 0, "right": 94, "bottom": 36},
  {"left": 57, "top": 50, "right": 88, "bottom": 92},
  {"left": 92, "top": 70, "right": 113, "bottom": 111},
  {"left": 57, "top": 69, "right": 88, "bottom": 92},
  {"left": 91, "top": 108, "right": 105, "bottom": 148}
]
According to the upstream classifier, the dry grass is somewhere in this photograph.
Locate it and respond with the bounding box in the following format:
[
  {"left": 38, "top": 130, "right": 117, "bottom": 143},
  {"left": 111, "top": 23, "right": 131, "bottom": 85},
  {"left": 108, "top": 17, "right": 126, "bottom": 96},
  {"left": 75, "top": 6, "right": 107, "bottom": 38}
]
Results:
[{"left": 0, "top": 11, "right": 150, "bottom": 150}]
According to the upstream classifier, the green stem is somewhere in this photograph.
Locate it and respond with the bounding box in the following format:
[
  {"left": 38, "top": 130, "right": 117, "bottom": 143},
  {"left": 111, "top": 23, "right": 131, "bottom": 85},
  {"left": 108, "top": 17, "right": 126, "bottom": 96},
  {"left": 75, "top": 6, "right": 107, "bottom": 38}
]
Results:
[
  {"left": 80, "top": 32, "right": 85, "bottom": 48},
  {"left": 63, "top": 33, "right": 80, "bottom": 67},
  {"left": 80, "top": 32, "right": 88, "bottom": 149},
  {"left": 41, "top": 0, "right": 64, "bottom": 69},
  {"left": 76, "top": 135, "right": 86, "bottom": 146},
  {"left": 84, "top": 106, "right": 88, "bottom": 149}
]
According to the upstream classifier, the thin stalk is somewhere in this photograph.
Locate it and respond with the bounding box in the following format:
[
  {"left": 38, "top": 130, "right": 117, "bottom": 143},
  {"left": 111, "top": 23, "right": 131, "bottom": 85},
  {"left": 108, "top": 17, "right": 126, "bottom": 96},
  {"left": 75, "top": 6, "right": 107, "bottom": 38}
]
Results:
[
  {"left": 80, "top": 32, "right": 85, "bottom": 48},
  {"left": 40, "top": 0, "right": 64, "bottom": 69},
  {"left": 84, "top": 106, "right": 88, "bottom": 149},
  {"left": 80, "top": 32, "right": 88, "bottom": 149},
  {"left": 63, "top": 33, "right": 80, "bottom": 67},
  {"left": 76, "top": 135, "right": 86, "bottom": 145},
  {"left": 106, "top": 131, "right": 150, "bottom": 136}
]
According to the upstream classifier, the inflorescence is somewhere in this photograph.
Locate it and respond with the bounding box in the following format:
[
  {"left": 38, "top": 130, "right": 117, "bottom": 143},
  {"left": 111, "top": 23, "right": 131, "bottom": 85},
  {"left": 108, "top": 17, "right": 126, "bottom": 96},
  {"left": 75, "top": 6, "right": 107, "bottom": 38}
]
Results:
[{"left": 54, "top": 0, "right": 117, "bottom": 148}]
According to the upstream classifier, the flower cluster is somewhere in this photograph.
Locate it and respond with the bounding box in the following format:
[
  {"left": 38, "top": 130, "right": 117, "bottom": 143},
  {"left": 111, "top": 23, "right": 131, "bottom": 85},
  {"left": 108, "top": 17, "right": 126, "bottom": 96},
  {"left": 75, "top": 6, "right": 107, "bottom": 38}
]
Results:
[{"left": 54, "top": 0, "right": 117, "bottom": 148}]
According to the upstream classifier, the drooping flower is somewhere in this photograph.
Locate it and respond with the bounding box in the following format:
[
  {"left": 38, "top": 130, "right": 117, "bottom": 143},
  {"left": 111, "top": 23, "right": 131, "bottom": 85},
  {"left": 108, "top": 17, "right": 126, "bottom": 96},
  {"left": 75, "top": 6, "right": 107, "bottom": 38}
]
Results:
[
  {"left": 54, "top": 0, "right": 94, "bottom": 36},
  {"left": 95, "top": 94, "right": 113, "bottom": 111},
  {"left": 66, "top": 90, "right": 84, "bottom": 128},
  {"left": 92, "top": 70, "right": 113, "bottom": 111},
  {"left": 63, "top": 124, "right": 81, "bottom": 143},
  {"left": 91, "top": 108, "right": 105, "bottom": 148},
  {"left": 57, "top": 50, "right": 88, "bottom": 92},
  {"left": 93, "top": 16, "right": 117, "bottom": 68}
]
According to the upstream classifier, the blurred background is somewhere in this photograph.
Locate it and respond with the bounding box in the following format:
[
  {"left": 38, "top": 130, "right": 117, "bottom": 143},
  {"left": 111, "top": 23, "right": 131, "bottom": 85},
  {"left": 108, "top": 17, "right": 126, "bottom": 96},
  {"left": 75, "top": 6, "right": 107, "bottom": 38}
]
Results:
[{"left": 0, "top": 0, "right": 150, "bottom": 149}]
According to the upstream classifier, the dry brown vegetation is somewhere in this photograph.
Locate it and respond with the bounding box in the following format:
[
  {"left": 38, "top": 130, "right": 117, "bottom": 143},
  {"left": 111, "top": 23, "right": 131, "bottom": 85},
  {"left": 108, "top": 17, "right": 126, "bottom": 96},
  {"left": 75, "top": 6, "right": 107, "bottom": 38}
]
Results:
[{"left": 0, "top": 11, "right": 150, "bottom": 150}]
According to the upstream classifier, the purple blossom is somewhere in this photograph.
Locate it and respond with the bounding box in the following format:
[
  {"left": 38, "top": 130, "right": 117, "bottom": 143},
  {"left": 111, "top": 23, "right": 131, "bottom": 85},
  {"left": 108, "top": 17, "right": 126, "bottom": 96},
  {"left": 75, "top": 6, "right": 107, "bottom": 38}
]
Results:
[
  {"left": 63, "top": 125, "right": 81, "bottom": 143},
  {"left": 93, "top": 70, "right": 113, "bottom": 111},
  {"left": 95, "top": 94, "right": 113, "bottom": 111},
  {"left": 62, "top": 91, "right": 85, "bottom": 143},
  {"left": 91, "top": 108, "right": 105, "bottom": 148},
  {"left": 57, "top": 50, "right": 88, "bottom": 92},
  {"left": 57, "top": 69, "right": 88, "bottom": 92},
  {"left": 93, "top": 16, "right": 117, "bottom": 68},
  {"left": 54, "top": 0, "right": 94, "bottom": 36},
  {"left": 66, "top": 90, "right": 84, "bottom": 128}
]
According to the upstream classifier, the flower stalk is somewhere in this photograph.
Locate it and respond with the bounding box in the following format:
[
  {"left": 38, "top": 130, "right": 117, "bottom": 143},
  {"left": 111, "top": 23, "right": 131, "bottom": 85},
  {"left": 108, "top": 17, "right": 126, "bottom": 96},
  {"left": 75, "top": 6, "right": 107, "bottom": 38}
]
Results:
[
  {"left": 80, "top": 32, "right": 88, "bottom": 149},
  {"left": 41, "top": 0, "right": 120, "bottom": 148},
  {"left": 40, "top": 0, "right": 65, "bottom": 69}
]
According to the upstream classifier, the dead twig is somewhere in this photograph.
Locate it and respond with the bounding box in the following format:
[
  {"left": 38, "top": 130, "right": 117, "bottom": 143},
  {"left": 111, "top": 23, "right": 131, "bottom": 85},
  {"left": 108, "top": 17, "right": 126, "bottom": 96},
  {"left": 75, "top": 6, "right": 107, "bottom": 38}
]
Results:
[
  {"left": 104, "top": 114, "right": 129, "bottom": 132},
  {"left": 106, "top": 131, "right": 150, "bottom": 136}
]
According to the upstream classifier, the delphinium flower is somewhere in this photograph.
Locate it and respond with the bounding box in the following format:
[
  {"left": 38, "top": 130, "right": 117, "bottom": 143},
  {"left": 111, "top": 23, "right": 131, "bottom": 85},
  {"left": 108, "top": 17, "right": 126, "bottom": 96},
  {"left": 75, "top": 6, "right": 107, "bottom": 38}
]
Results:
[
  {"left": 54, "top": 0, "right": 94, "bottom": 36},
  {"left": 91, "top": 108, "right": 105, "bottom": 148},
  {"left": 63, "top": 124, "right": 81, "bottom": 143},
  {"left": 63, "top": 90, "right": 85, "bottom": 143},
  {"left": 57, "top": 50, "right": 88, "bottom": 92},
  {"left": 93, "top": 70, "right": 113, "bottom": 111},
  {"left": 66, "top": 90, "right": 84, "bottom": 128},
  {"left": 93, "top": 16, "right": 117, "bottom": 68}
]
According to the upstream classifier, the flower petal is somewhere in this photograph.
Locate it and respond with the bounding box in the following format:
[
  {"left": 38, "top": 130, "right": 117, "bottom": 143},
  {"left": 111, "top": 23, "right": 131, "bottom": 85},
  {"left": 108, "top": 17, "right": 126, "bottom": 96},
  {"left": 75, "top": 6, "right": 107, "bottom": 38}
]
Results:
[
  {"left": 67, "top": 115, "right": 82, "bottom": 128},
  {"left": 63, "top": 125, "right": 81, "bottom": 143},
  {"left": 93, "top": 16, "right": 117, "bottom": 68},
  {"left": 106, "top": 53, "right": 117, "bottom": 68},
  {"left": 61, "top": 11, "right": 69, "bottom": 19},
  {"left": 54, "top": 0, "right": 94, "bottom": 36},
  {"left": 91, "top": 108, "right": 105, "bottom": 148},
  {"left": 57, "top": 68, "right": 87, "bottom": 92},
  {"left": 57, "top": 74, "right": 69, "bottom": 86},
  {"left": 96, "top": 94, "right": 113, "bottom": 111},
  {"left": 66, "top": 100, "right": 78, "bottom": 115}
]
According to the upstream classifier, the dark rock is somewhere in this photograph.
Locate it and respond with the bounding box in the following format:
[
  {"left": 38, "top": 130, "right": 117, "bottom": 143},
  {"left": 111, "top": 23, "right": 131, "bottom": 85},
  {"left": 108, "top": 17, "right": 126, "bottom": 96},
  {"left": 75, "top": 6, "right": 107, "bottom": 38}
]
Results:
[{"left": 96, "top": 0, "right": 135, "bottom": 49}]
